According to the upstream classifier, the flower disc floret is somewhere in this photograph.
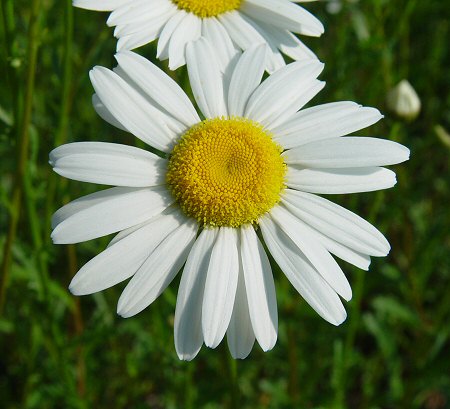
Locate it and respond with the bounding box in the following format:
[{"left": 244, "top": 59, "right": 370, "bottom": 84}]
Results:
[
  {"left": 167, "top": 118, "right": 286, "bottom": 227},
  {"left": 171, "top": 0, "right": 241, "bottom": 18}
]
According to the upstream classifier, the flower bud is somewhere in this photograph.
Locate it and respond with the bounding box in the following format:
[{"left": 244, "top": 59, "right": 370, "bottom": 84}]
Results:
[{"left": 387, "top": 80, "right": 421, "bottom": 121}]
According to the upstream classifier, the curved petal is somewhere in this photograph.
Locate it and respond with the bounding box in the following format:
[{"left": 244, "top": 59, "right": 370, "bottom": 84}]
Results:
[
  {"left": 89, "top": 66, "right": 174, "bottom": 152},
  {"left": 115, "top": 51, "right": 200, "bottom": 127},
  {"left": 286, "top": 166, "right": 397, "bottom": 194},
  {"left": 227, "top": 262, "right": 255, "bottom": 359},
  {"left": 109, "top": 0, "right": 172, "bottom": 26},
  {"left": 168, "top": 12, "right": 202, "bottom": 70},
  {"left": 117, "top": 217, "right": 197, "bottom": 317},
  {"left": 282, "top": 189, "right": 390, "bottom": 256},
  {"left": 227, "top": 44, "right": 267, "bottom": 117},
  {"left": 175, "top": 228, "right": 217, "bottom": 361},
  {"left": 283, "top": 137, "right": 410, "bottom": 168},
  {"left": 240, "top": 225, "right": 278, "bottom": 351},
  {"left": 272, "top": 102, "right": 383, "bottom": 149},
  {"left": 73, "top": 0, "right": 130, "bottom": 11},
  {"left": 186, "top": 38, "right": 227, "bottom": 118},
  {"left": 239, "top": 14, "right": 286, "bottom": 73},
  {"left": 116, "top": 10, "right": 174, "bottom": 51},
  {"left": 241, "top": 0, "right": 324, "bottom": 36},
  {"left": 202, "top": 17, "right": 238, "bottom": 73},
  {"left": 295, "top": 220, "right": 372, "bottom": 271},
  {"left": 218, "top": 11, "right": 266, "bottom": 49},
  {"left": 260, "top": 215, "right": 347, "bottom": 325},
  {"left": 69, "top": 210, "right": 182, "bottom": 295},
  {"left": 50, "top": 142, "right": 166, "bottom": 187},
  {"left": 92, "top": 94, "right": 128, "bottom": 131},
  {"left": 51, "top": 186, "right": 173, "bottom": 244},
  {"left": 270, "top": 205, "right": 352, "bottom": 301},
  {"left": 244, "top": 59, "right": 324, "bottom": 127},
  {"left": 202, "top": 227, "right": 239, "bottom": 348},
  {"left": 259, "top": 23, "right": 317, "bottom": 61}
]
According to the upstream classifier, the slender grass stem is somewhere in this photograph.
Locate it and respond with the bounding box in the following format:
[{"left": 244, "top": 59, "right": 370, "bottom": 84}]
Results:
[
  {"left": 45, "top": 0, "right": 74, "bottom": 236},
  {"left": 0, "top": 0, "right": 42, "bottom": 314}
]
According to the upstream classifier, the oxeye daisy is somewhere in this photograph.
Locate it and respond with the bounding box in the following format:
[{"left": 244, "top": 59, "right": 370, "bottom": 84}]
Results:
[
  {"left": 51, "top": 40, "right": 409, "bottom": 360},
  {"left": 73, "top": 0, "right": 323, "bottom": 72}
]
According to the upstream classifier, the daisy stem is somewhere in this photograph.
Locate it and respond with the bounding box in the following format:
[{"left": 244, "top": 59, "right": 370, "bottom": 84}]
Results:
[
  {"left": 223, "top": 348, "right": 239, "bottom": 408},
  {"left": 0, "top": 0, "right": 42, "bottom": 314}
]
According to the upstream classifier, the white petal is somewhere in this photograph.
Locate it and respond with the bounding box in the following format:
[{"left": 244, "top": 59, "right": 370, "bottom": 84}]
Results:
[
  {"left": 114, "top": 11, "right": 167, "bottom": 39},
  {"left": 157, "top": 10, "right": 187, "bottom": 61},
  {"left": 202, "top": 227, "right": 239, "bottom": 348},
  {"left": 186, "top": 38, "right": 227, "bottom": 118},
  {"left": 297, "top": 221, "right": 371, "bottom": 271},
  {"left": 282, "top": 189, "right": 390, "bottom": 256},
  {"left": 115, "top": 51, "right": 200, "bottom": 127},
  {"left": 240, "top": 15, "right": 286, "bottom": 73},
  {"left": 240, "top": 225, "right": 277, "bottom": 351},
  {"left": 202, "top": 17, "right": 238, "bottom": 73},
  {"left": 168, "top": 13, "right": 202, "bottom": 70},
  {"left": 270, "top": 205, "right": 352, "bottom": 301},
  {"left": 175, "top": 228, "right": 218, "bottom": 361},
  {"left": 73, "top": 0, "right": 130, "bottom": 11},
  {"left": 69, "top": 210, "right": 182, "bottom": 295},
  {"left": 113, "top": 65, "right": 186, "bottom": 136},
  {"left": 227, "top": 261, "right": 255, "bottom": 359},
  {"left": 283, "top": 137, "right": 410, "bottom": 168},
  {"left": 109, "top": 0, "right": 172, "bottom": 27},
  {"left": 219, "top": 11, "right": 266, "bottom": 49},
  {"left": 244, "top": 60, "right": 324, "bottom": 127},
  {"left": 116, "top": 11, "right": 174, "bottom": 51},
  {"left": 266, "top": 79, "right": 325, "bottom": 130},
  {"left": 107, "top": 218, "right": 153, "bottom": 248},
  {"left": 51, "top": 186, "right": 173, "bottom": 244},
  {"left": 227, "top": 44, "right": 267, "bottom": 117},
  {"left": 260, "top": 215, "right": 347, "bottom": 325},
  {"left": 113, "top": 1, "right": 174, "bottom": 37},
  {"left": 286, "top": 166, "right": 397, "bottom": 194},
  {"left": 50, "top": 142, "right": 166, "bottom": 187},
  {"left": 89, "top": 67, "right": 174, "bottom": 152},
  {"left": 241, "top": 0, "right": 324, "bottom": 36},
  {"left": 272, "top": 102, "right": 383, "bottom": 149},
  {"left": 92, "top": 94, "right": 128, "bottom": 131},
  {"left": 117, "top": 217, "right": 198, "bottom": 317},
  {"left": 260, "top": 24, "right": 317, "bottom": 61}
]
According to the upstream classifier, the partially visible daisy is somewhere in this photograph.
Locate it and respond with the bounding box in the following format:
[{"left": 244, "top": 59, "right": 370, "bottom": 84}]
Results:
[
  {"left": 73, "top": 0, "right": 323, "bottom": 71},
  {"left": 51, "top": 40, "right": 409, "bottom": 360}
]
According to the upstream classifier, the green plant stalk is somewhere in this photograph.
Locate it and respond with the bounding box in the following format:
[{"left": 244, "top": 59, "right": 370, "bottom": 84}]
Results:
[
  {"left": 0, "top": 0, "right": 20, "bottom": 125},
  {"left": 45, "top": 0, "right": 74, "bottom": 234},
  {"left": 0, "top": 0, "right": 43, "bottom": 314}
]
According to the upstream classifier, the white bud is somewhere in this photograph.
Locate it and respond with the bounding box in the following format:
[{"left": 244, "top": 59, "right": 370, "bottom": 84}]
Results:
[{"left": 387, "top": 80, "right": 421, "bottom": 121}]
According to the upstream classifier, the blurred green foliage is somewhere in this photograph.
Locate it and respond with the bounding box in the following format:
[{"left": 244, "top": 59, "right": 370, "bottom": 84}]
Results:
[{"left": 0, "top": 0, "right": 449, "bottom": 408}]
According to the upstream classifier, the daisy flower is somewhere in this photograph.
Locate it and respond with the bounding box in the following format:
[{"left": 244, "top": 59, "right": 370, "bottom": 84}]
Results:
[
  {"left": 50, "top": 40, "right": 409, "bottom": 360},
  {"left": 73, "top": 0, "right": 324, "bottom": 71}
]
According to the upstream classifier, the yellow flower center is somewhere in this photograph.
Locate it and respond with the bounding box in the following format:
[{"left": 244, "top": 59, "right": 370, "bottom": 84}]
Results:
[
  {"left": 167, "top": 117, "right": 286, "bottom": 227},
  {"left": 171, "top": 0, "right": 241, "bottom": 18}
]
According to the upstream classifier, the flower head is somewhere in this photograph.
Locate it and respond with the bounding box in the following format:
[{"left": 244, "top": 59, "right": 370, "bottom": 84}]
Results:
[
  {"left": 73, "top": 0, "right": 324, "bottom": 71},
  {"left": 51, "top": 40, "right": 409, "bottom": 360},
  {"left": 387, "top": 79, "right": 421, "bottom": 121}
]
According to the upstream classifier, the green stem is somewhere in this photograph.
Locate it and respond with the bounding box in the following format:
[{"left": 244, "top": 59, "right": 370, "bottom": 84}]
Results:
[
  {"left": 45, "top": 0, "right": 74, "bottom": 235},
  {"left": 0, "top": 0, "right": 42, "bottom": 314}
]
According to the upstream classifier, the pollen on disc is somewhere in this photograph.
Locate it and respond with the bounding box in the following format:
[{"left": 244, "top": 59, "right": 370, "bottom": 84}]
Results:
[
  {"left": 166, "top": 117, "right": 286, "bottom": 228},
  {"left": 171, "top": 0, "right": 241, "bottom": 18}
]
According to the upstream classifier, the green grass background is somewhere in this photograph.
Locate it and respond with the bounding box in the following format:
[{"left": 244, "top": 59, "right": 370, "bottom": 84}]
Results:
[{"left": 0, "top": 0, "right": 449, "bottom": 407}]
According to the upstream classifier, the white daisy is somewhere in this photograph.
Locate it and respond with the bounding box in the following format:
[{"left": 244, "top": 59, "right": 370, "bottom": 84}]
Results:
[
  {"left": 51, "top": 40, "right": 409, "bottom": 360},
  {"left": 73, "top": 0, "right": 324, "bottom": 72}
]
